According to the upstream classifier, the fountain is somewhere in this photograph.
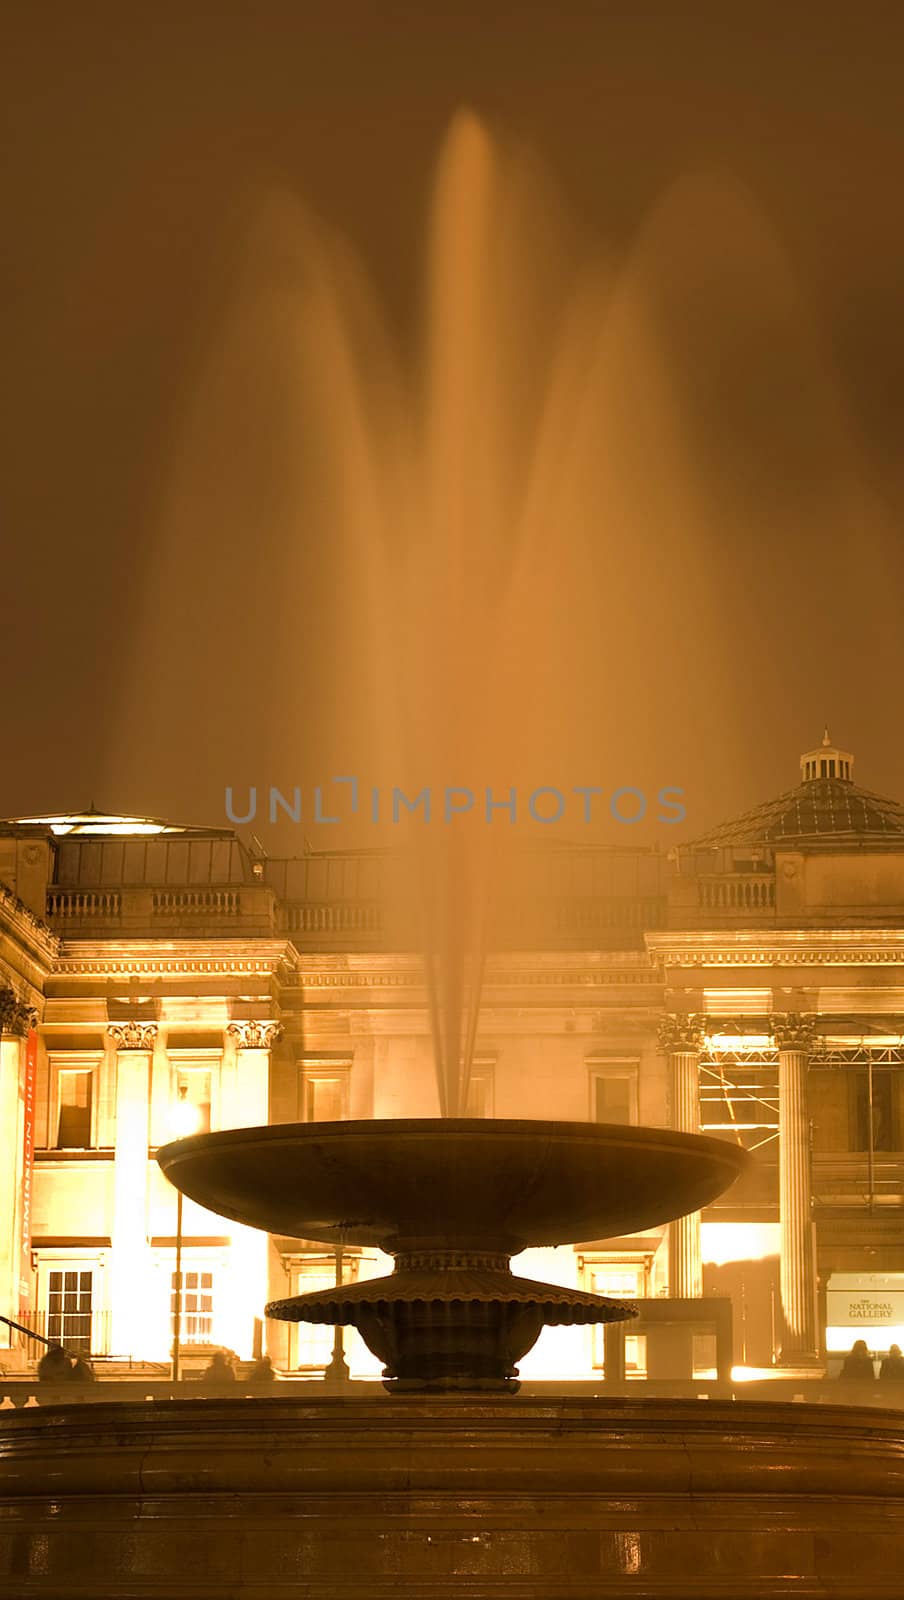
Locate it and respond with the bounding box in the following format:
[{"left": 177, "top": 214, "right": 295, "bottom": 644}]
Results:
[
  {"left": 3, "top": 115, "right": 904, "bottom": 1597},
  {"left": 158, "top": 1117, "right": 748, "bottom": 1393}
]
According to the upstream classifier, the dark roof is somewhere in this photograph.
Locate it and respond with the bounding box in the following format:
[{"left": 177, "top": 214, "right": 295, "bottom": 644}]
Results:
[{"left": 687, "top": 778, "right": 904, "bottom": 851}]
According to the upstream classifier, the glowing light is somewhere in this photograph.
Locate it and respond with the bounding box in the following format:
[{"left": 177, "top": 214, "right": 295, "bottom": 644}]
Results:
[
  {"left": 701, "top": 1222, "right": 779, "bottom": 1266},
  {"left": 704, "top": 1034, "right": 773, "bottom": 1052},
  {"left": 51, "top": 822, "right": 168, "bottom": 836},
  {"left": 169, "top": 1087, "right": 205, "bottom": 1140},
  {"left": 15, "top": 812, "right": 184, "bottom": 836},
  {"left": 826, "top": 1326, "right": 904, "bottom": 1353}
]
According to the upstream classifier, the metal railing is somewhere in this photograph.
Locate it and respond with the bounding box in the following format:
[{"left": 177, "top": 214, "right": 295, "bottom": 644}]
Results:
[
  {"left": 813, "top": 1152, "right": 904, "bottom": 1205},
  {"left": 10, "top": 1309, "right": 114, "bottom": 1359}
]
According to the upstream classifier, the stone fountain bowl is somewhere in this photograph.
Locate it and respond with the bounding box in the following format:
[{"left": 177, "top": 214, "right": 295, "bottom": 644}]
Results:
[
  {"left": 156, "top": 1117, "right": 750, "bottom": 1252},
  {"left": 158, "top": 1119, "right": 750, "bottom": 1393}
]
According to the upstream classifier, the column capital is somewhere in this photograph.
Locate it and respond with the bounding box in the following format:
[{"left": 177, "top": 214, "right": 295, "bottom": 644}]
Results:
[
  {"left": 657, "top": 1013, "right": 706, "bottom": 1053},
  {"left": 227, "top": 1020, "right": 283, "bottom": 1050},
  {"left": 0, "top": 986, "right": 37, "bottom": 1038},
  {"left": 772, "top": 1013, "right": 816, "bottom": 1052},
  {"left": 108, "top": 1020, "right": 159, "bottom": 1051}
]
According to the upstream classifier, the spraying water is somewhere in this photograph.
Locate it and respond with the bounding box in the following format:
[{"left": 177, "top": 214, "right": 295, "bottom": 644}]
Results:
[{"left": 110, "top": 112, "right": 897, "bottom": 1115}]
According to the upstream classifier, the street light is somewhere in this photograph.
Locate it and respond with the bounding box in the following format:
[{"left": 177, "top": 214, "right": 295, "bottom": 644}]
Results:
[
  {"left": 168, "top": 1085, "right": 203, "bottom": 1383},
  {"left": 323, "top": 1228, "right": 350, "bottom": 1385}
]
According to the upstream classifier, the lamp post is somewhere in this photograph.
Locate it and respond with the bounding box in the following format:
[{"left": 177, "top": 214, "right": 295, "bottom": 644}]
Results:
[
  {"left": 323, "top": 1233, "right": 350, "bottom": 1385},
  {"left": 168, "top": 1086, "right": 203, "bottom": 1383}
]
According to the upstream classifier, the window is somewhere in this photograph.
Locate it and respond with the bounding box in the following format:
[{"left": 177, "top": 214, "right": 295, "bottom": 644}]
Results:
[
  {"left": 588, "top": 1061, "right": 638, "bottom": 1125},
  {"left": 304, "top": 1076, "right": 346, "bottom": 1121},
  {"left": 47, "top": 1269, "right": 93, "bottom": 1353},
  {"left": 298, "top": 1060, "right": 351, "bottom": 1122},
  {"left": 174, "top": 1068, "right": 212, "bottom": 1134},
  {"left": 464, "top": 1060, "right": 495, "bottom": 1118},
  {"left": 584, "top": 1260, "right": 648, "bottom": 1373},
  {"left": 692, "top": 1332, "right": 718, "bottom": 1379},
  {"left": 56, "top": 1071, "right": 93, "bottom": 1149},
  {"left": 171, "top": 1270, "right": 214, "bottom": 1344},
  {"left": 852, "top": 1069, "right": 895, "bottom": 1153},
  {"left": 290, "top": 1261, "right": 337, "bottom": 1368}
]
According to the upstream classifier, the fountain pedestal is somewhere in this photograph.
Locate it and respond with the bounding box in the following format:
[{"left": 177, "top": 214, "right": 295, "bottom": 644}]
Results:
[{"left": 269, "top": 1244, "right": 633, "bottom": 1393}]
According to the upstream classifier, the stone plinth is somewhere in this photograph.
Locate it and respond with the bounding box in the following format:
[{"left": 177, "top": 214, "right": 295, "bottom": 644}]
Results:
[{"left": 2, "top": 1396, "right": 903, "bottom": 1597}]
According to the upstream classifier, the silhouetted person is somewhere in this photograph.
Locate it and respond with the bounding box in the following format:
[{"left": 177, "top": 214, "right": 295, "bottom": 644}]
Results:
[
  {"left": 70, "top": 1352, "right": 96, "bottom": 1383},
  {"left": 37, "top": 1343, "right": 73, "bottom": 1383},
  {"left": 838, "top": 1339, "right": 875, "bottom": 1380},
  {"left": 249, "top": 1355, "right": 275, "bottom": 1383},
  {"left": 879, "top": 1343, "right": 904, "bottom": 1381},
  {"left": 200, "top": 1350, "right": 236, "bottom": 1384}
]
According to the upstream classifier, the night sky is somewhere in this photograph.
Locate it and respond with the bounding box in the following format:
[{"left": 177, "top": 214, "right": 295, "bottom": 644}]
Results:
[{"left": 3, "top": 2, "right": 904, "bottom": 851}]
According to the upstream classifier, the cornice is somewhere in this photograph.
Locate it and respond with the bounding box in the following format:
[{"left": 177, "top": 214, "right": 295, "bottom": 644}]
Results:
[
  {"left": 293, "top": 970, "right": 662, "bottom": 992},
  {"left": 0, "top": 882, "right": 59, "bottom": 964},
  {"left": 290, "top": 951, "right": 661, "bottom": 991},
  {"left": 54, "top": 938, "right": 297, "bottom": 979},
  {"left": 646, "top": 930, "right": 904, "bottom": 967}
]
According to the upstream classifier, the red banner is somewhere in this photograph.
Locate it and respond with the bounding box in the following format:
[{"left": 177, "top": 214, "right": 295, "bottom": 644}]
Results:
[{"left": 19, "top": 1027, "right": 37, "bottom": 1315}]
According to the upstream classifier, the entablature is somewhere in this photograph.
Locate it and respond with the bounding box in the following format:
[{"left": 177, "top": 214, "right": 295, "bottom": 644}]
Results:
[
  {"left": 647, "top": 929, "right": 904, "bottom": 969},
  {"left": 52, "top": 938, "right": 298, "bottom": 984}
]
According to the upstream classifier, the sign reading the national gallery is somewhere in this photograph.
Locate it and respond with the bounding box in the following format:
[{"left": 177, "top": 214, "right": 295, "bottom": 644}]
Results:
[{"left": 827, "top": 1283, "right": 904, "bottom": 1328}]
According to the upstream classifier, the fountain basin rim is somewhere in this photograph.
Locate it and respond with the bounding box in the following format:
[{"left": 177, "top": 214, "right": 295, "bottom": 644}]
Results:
[
  {"left": 159, "top": 1116, "right": 750, "bottom": 1163},
  {"left": 156, "top": 1117, "right": 751, "bottom": 1251},
  {"left": 266, "top": 1271, "right": 639, "bottom": 1325}
]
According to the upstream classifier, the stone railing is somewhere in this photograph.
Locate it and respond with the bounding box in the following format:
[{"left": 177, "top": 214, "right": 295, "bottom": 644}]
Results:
[
  {"left": 551, "top": 897, "right": 666, "bottom": 932},
  {"left": 46, "top": 889, "right": 122, "bottom": 921},
  {"left": 491, "top": 897, "right": 666, "bottom": 945},
  {"left": 45, "top": 885, "right": 269, "bottom": 933},
  {"left": 152, "top": 890, "right": 241, "bottom": 917},
  {"left": 697, "top": 874, "right": 775, "bottom": 913},
  {"left": 283, "top": 902, "right": 384, "bottom": 935}
]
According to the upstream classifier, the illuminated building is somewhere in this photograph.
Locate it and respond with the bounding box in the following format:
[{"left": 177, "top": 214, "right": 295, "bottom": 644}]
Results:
[{"left": 1, "top": 733, "right": 903, "bottom": 1380}]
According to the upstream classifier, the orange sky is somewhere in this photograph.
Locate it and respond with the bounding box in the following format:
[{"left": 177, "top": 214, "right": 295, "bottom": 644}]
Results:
[{"left": 3, "top": 2, "right": 904, "bottom": 846}]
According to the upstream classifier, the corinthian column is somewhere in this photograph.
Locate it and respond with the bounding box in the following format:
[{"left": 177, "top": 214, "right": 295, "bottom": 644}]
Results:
[
  {"left": 658, "top": 1014, "right": 706, "bottom": 1298},
  {"left": 108, "top": 1022, "right": 157, "bottom": 1359},
  {"left": 0, "top": 990, "right": 36, "bottom": 1350},
  {"left": 773, "top": 1013, "right": 819, "bottom": 1366},
  {"left": 223, "top": 1021, "right": 283, "bottom": 1359}
]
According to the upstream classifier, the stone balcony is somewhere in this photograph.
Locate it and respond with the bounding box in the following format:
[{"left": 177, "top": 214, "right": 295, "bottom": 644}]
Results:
[
  {"left": 45, "top": 884, "right": 279, "bottom": 938},
  {"left": 668, "top": 869, "right": 778, "bottom": 929}
]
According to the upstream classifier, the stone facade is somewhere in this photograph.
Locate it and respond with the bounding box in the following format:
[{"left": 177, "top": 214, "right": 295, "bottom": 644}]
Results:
[{"left": 1, "top": 746, "right": 903, "bottom": 1379}]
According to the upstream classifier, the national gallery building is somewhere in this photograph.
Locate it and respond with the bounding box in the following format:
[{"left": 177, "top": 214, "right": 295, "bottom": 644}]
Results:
[{"left": 2, "top": 734, "right": 903, "bottom": 1383}]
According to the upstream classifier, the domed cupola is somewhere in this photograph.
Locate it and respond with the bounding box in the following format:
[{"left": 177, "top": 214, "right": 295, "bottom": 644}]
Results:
[
  {"left": 799, "top": 728, "right": 853, "bottom": 785},
  {"left": 682, "top": 732, "right": 904, "bottom": 850}
]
